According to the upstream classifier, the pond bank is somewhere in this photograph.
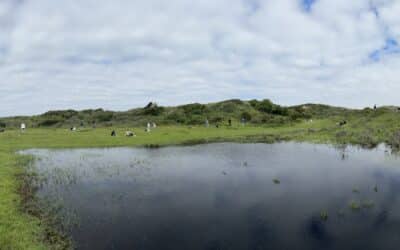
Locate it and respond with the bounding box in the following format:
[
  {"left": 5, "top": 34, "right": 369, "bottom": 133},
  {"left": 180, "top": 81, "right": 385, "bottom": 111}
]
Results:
[{"left": 1, "top": 123, "right": 400, "bottom": 249}]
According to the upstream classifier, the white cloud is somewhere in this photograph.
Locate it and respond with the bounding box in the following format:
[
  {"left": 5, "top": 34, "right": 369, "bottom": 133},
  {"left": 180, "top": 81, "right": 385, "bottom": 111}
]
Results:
[{"left": 0, "top": 0, "right": 400, "bottom": 116}]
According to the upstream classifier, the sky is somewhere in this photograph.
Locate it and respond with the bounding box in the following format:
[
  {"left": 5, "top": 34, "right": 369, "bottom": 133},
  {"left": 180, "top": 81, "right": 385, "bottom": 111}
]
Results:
[{"left": 1, "top": 0, "right": 400, "bottom": 116}]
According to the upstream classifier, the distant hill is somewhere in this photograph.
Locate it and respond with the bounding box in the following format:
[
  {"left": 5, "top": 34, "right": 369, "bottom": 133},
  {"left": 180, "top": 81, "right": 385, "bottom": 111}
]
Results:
[{"left": 0, "top": 99, "right": 390, "bottom": 128}]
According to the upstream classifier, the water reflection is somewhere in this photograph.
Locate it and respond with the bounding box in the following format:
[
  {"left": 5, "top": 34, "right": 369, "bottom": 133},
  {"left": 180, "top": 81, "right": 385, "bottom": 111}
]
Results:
[{"left": 23, "top": 143, "right": 400, "bottom": 250}]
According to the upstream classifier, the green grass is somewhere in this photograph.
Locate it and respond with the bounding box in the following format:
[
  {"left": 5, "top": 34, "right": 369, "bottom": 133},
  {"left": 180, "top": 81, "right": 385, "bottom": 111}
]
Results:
[
  {"left": 1, "top": 109, "right": 400, "bottom": 249},
  {"left": 0, "top": 151, "right": 48, "bottom": 250}
]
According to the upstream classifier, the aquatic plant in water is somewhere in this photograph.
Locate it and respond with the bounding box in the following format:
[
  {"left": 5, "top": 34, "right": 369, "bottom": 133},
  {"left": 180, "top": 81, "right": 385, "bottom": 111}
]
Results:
[
  {"left": 362, "top": 200, "right": 375, "bottom": 209},
  {"left": 349, "top": 201, "right": 361, "bottom": 211},
  {"left": 273, "top": 179, "right": 280, "bottom": 184},
  {"left": 320, "top": 211, "right": 328, "bottom": 221},
  {"left": 337, "top": 210, "right": 345, "bottom": 217}
]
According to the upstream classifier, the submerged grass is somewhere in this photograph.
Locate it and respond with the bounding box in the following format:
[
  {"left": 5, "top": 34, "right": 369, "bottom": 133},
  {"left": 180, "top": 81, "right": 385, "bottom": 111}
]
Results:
[
  {"left": 1, "top": 113, "right": 400, "bottom": 249},
  {"left": 320, "top": 211, "right": 329, "bottom": 221},
  {"left": 349, "top": 201, "right": 361, "bottom": 211}
]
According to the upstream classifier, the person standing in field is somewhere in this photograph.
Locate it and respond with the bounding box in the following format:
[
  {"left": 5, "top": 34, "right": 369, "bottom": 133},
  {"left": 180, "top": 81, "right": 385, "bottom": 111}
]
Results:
[
  {"left": 146, "top": 122, "right": 151, "bottom": 132},
  {"left": 21, "top": 123, "right": 26, "bottom": 132}
]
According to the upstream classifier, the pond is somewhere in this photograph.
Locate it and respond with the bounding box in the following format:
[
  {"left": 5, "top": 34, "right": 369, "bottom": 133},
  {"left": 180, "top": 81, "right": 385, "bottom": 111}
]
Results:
[{"left": 23, "top": 143, "right": 400, "bottom": 250}]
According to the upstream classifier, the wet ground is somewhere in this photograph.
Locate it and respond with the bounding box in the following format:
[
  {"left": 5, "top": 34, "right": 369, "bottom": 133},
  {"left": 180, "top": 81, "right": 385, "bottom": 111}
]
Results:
[{"left": 23, "top": 143, "right": 400, "bottom": 250}]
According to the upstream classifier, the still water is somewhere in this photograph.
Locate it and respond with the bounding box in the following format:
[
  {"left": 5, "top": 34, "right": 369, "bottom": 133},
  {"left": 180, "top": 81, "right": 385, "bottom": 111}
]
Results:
[{"left": 24, "top": 143, "right": 400, "bottom": 250}]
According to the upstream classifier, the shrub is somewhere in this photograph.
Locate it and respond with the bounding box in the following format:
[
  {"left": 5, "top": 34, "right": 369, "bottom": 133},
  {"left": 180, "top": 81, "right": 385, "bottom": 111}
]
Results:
[
  {"left": 210, "top": 116, "right": 224, "bottom": 123},
  {"left": 94, "top": 111, "right": 114, "bottom": 122},
  {"left": 249, "top": 99, "right": 259, "bottom": 108},
  {"left": 388, "top": 131, "right": 400, "bottom": 150},
  {"left": 186, "top": 115, "right": 204, "bottom": 125},
  {"left": 42, "top": 110, "right": 78, "bottom": 121},
  {"left": 219, "top": 103, "right": 236, "bottom": 113},
  {"left": 166, "top": 112, "right": 186, "bottom": 124},
  {"left": 288, "top": 110, "right": 303, "bottom": 120},
  {"left": 81, "top": 109, "right": 94, "bottom": 114},
  {"left": 221, "top": 99, "right": 243, "bottom": 105},
  {"left": 241, "top": 111, "right": 252, "bottom": 121},
  {"left": 181, "top": 103, "right": 207, "bottom": 115},
  {"left": 357, "top": 131, "right": 378, "bottom": 148},
  {"left": 38, "top": 119, "right": 62, "bottom": 126},
  {"left": 257, "top": 99, "right": 274, "bottom": 113},
  {"left": 143, "top": 106, "right": 165, "bottom": 116},
  {"left": 271, "top": 105, "right": 288, "bottom": 116},
  {"left": 288, "top": 108, "right": 311, "bottom": 120}
]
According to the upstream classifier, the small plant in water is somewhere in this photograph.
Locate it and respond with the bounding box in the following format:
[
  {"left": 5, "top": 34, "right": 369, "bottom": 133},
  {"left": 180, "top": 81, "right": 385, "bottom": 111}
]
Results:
[
  {"left": 352, "top": 188, "right": 360, "bottom": 193},
  {"left": 349, "top": 201, "right": 361, "bottom": 211},
  {"left": 273, "top": 178, "right": 280, "bottom": 184},
  {"left": 374, "top": 185, "right": 378, "bottom": 192},
  {"left": 337, "top": 209, "right": 345, "bottom": 217},
  {"left": 320, "top": 211, "right": 328, "bottom": 221},
  {"left": 362, "top": 200, "right": 375, "bottom": 209}
]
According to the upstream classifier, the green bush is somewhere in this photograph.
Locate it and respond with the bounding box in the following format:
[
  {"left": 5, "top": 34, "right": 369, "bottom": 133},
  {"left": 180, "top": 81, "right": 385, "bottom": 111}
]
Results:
[
  {"left": 220, "top": 99, "right": 243, "bottom": 104},
  {"left": 271, "top": 105, "right": 288, "bottom": 116},
  {"left": 38, "top": 119, "right": 62, "bottom": 127},
  {"left": 219, "top": 103, "right": 236, "bottom": 113},
  {"left": 257, "top": 99, "right": 274, "bottom": 113},
  {"left": 166, "top": 112, "right": 186, "bottom": 123},
  {"left": 210, "top": 116, "right": 224, "bottom": 123},
  {"left": 94, "top": 111, "right": 114, "bottom": 122},
  {"left": 186, "top": 115, "right": 204, "bottom": 125},
  {"left": 249, "top": 99, "right": 259, "bottom": 108},
  {"left": 241, "top": 111, "right": 252, "bottom": 121},
  {"left": 252, "top": 114, "right": 290, "bottom": 125},
  {"left": 143, "top": 106, "right": 165, "bottom": 116},
  {"left": 181, "top": 103, "right": 207, "bottom": 115},
  {"left": 43, "top": 110, "right": 78, "bottom": 119},
  {"left": 388, "top": 131, "right": 400, "bottom": 150}
]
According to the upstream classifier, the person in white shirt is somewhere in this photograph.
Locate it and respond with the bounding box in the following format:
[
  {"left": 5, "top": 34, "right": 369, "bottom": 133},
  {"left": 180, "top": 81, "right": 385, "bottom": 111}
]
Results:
[{"left": 146, "top": 122, "right": 151, "bottom": 132}]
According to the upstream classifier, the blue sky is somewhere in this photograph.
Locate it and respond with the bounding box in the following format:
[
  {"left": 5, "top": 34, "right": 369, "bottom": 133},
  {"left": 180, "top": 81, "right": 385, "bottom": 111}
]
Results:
[{"left": 1, "top": 0, "right": 400, "bottom": 116}]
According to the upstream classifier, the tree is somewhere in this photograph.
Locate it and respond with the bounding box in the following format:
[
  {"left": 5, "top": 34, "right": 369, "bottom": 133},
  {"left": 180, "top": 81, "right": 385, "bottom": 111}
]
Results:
[{"left": 257, "top": 99, "right": 274, "bottom": 113}]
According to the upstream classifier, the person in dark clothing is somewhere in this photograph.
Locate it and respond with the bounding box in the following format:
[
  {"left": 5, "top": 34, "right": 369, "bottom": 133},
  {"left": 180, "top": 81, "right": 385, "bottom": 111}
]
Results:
[
  {"left": 111, "top": 130, "right": 116, "bottom": 136},
  {"left": 228, "top": 119, "right": 232, "bottom": 126}
]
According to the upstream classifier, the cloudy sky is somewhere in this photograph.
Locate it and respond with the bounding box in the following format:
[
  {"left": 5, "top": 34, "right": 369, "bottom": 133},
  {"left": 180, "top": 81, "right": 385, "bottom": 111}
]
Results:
[{"left": 0, "top": 0, "right": 400, "bottom": 116}]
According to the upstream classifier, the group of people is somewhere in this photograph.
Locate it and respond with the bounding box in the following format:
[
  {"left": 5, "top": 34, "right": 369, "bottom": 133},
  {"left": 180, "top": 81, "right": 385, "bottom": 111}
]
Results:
[
  {"left": 0, "top": 123, "right": 23, "bottom": 133},
  {"left": 204, "top": 118, "right": 244, "bottom": 128},
  {"left": 146, "top": 122, "right": 157, "bottom": 132},
  {"left": 111, "top": 122, "right": 157, "bottom": 137}
]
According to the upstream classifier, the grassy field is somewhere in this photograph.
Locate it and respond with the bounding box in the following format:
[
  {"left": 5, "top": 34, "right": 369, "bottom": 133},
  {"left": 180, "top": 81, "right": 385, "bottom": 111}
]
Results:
[{"left": 1, "top": 113, "right": 400, "bottom": 249}]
